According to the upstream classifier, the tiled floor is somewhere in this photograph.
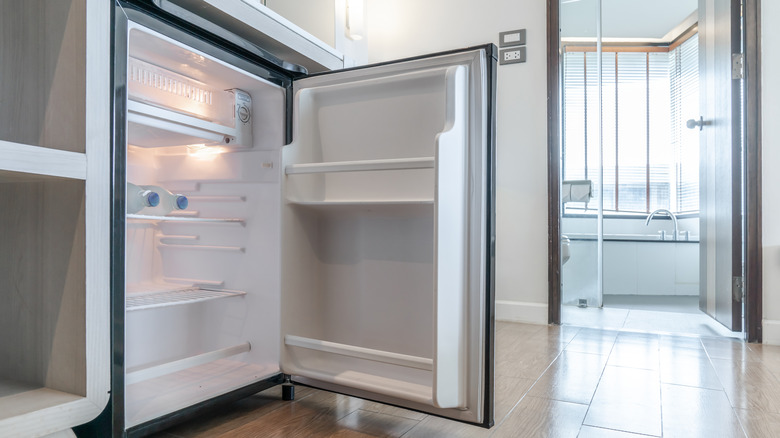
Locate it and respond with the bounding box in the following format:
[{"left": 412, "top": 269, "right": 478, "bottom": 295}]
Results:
[
  {"left": 150, "top": 322, "right": 780, "bottom": 437},
  {"left": 562, "top": 295, "right": 741, "bottom": 338}
]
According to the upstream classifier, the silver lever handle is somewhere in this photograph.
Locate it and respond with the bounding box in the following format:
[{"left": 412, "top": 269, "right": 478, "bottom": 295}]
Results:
[{"left": 686, "top": 116, "right": 705, "bottom": 131}]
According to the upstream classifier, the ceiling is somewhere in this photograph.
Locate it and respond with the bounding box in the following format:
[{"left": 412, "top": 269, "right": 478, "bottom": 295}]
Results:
[{"left": 561, "top": 0, "right": 698, "bottom": 40}]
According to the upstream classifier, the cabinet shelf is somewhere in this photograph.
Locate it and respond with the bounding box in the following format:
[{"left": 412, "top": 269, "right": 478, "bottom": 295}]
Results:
[
  {"left": 0, "top": 140, "right": 86, "bottom": 181},
  {"left": 285, "top": 157, "right": 434, "bottom": 175},
  {"left": 127, "top": 214, "right": 245, "bottom": 225},
  {"left": 0, "top": 379, "right": 85, "bottom": 422},
  {"left": 126, "top": 286, "right": 247, "bottom": 311}
]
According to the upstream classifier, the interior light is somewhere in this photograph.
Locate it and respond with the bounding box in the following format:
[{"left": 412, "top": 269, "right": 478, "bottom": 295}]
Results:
[
  {"left": 346, "top": 0, "right": 364, "bottom": 41},
  {"left": 187, "top": 143, "right": 225, "bottom": 160}
]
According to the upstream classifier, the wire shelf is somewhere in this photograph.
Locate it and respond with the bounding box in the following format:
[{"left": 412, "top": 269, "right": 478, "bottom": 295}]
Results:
[{"left": 126, "top": 286, "right": 246, "bottom": 311}]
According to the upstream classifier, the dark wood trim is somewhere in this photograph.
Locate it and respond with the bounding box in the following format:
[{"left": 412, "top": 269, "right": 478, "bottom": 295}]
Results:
[
  {"left": 744, "top": 0, "right": 763, "bottom": 343},
  {"left": 547, "top": 0, "right": 561, "bottom": 325}
]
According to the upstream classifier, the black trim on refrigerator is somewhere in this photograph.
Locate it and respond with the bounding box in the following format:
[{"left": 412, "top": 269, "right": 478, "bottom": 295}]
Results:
[
  {"left": 484, "top": 43, "right": 497, "bottom": 429},
  {"left": 117, "top": 1, "right": 296, "bottom": 88},
  {"left": 303, "top": 44, "right": 499, "bottom": 80},
  {"left": 120, "top": 0, "right": 307, "bottom": 77}
]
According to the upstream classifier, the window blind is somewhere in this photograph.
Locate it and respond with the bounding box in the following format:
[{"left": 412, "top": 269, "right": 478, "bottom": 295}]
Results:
[{"left": 562, "top": 36, "right": 699, "bottom": 215}]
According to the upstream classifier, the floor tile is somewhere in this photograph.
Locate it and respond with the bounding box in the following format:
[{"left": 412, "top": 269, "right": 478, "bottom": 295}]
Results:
[
  {"left": 528, "top": 351, "right": 608, "bottom": 405},
  {"left": 496, "top": 344, "right": 562, "bottom": 380},
  {"left": 710, "top": 358, "right": 780, "bottom": 414},
  {"left": 209, "top": 391, "right": 363, "bottom": 438},
  {"left": 336, "top": 409, "right": 419, "bottom": 437},
  {"left": 659, "top": 348, "right": 722, "bottom": 389},
  {"left": 577, "top": 426, "right": 656, "bottom": 438},
  {"left": 602, "top": 294, "right": 700, "bottom": 314},
  {"left": 357, "top": 400, "right": 426, "bottom": 421},
  {"left": 154, "top": 386, "right": 316, "bottom": 437},
  {"left": 746, "top": 343, "right": 780, "bottom": 377},
  {"left": 401, "top": 415, "right": 491, "bottom": 438},
  {"left": 562, "top": 306, "right": 630, "bottom": 330},
  {"left": 493, "top": 375, "right": 535, "bottom": 422},
  {"left": 736, "top": 408, "right": 780, "bottom": 438},
  {"left": 491, "top": 396, "right": 588, "bottom": 438},
  {"left": 660, "top": 384, "right": 745, "bottom": 438},
  {"left": 608, "top": 339, "right": 659, "bottom": 370},
  {"left": 564, "top": 329, "right": 618, "bottom": 355},
  {"left": 659, "top": 334, "right": 704, "bottom": 352},
  {"left": 584, "top": 366, "right": 661, "bottom": 436},
  {"left": 703, "top": 338, "right": 762, "bottom": 362},
  {"left": 326, "top": 430, "right": 378, "bottom": 438}
]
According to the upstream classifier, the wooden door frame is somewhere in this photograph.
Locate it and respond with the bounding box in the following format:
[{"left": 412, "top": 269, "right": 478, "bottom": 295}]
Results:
[{"left": 546, "top": 0, "right": 763, "bottom": 342}]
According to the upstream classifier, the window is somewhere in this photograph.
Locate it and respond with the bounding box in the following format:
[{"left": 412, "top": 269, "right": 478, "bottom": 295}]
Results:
[{"left": 562, "top": 34, "right": 699, "bottom": 215}]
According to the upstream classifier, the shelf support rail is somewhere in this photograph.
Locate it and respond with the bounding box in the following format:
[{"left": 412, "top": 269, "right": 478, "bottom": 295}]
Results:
[{"left": 125, "top": 342, "right": 251, "bottom": 385}]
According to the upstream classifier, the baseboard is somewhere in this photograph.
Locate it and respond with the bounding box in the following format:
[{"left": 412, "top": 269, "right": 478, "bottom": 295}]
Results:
[
  {"left": 763, "top": 319, "right": 780, "bottom": 345},
  {"left": 495, "top": 300, "right": 548, "bottom": 325}
]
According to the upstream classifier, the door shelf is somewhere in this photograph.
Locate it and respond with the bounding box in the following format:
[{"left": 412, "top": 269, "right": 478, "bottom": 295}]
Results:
[
  {"left": 285, "top": 335, "right": 433, "bottom": 371},
  {"left": 285, "top": 157, "right": 435, "bottom": 175},
  {"left": 0, "top": 139, "right": 86, "bottom": 181},
  {"left": 126, "top": 286, "right": 247, "bottom": 311},
  {"left": 127, "top": 214, "right": 245, "bottom": 225},
  {"left": 126, "top": 342, "right": 251, "bottom": 385}
]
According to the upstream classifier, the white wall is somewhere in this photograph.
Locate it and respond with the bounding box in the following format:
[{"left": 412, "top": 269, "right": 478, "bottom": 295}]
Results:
[
  {"left": 365, "top": 0, "right": 550, "bottom": 324},
  {"left": 762, "top": 1, "right": 780, "bottom": 345},
  {"left": 264, "top": 0, "right": 335, "bottom": 47}
]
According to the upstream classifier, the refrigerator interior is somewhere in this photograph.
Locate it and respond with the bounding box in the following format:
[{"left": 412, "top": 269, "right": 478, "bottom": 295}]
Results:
[{"left": 124, "top": 24, "right": 285, "bottom": 428}]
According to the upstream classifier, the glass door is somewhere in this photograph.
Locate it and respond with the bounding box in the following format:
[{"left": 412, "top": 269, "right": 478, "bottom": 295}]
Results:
[{"left": 560, "top": 0, "right": 604, "bottom": 310}]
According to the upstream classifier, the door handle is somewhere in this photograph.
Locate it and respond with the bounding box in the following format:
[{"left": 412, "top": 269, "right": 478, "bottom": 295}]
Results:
[{"left": 686, "top": 116, "right": 706, "bottom": 131}]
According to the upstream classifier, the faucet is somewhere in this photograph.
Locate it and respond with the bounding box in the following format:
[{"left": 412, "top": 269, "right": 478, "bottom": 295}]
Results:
[{"left": 645, "top": 209, "right": 678, "bottom": 241}]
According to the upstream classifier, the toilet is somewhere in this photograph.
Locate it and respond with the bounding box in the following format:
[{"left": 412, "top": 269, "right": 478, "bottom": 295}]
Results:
[{"left": 561, "top": 235, "right": 571, "bottom": 265}]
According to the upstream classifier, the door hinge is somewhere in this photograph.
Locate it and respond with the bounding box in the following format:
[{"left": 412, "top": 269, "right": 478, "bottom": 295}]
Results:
[
  {"left": 732, "top": 53, "right": 744, "bottom": 80},
  {"left": 733, "top": 276, "right": 745, "bottom": 302}
]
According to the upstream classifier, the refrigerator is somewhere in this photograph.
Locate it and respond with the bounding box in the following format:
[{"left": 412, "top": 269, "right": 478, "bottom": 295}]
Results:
[{"left": 103, "top": 1, "right": 496, "bottom": 436}]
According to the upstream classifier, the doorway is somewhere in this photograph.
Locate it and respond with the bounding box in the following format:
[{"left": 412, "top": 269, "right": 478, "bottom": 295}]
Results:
[{"left": 547, "top": 0, "right": 762, "bottom": 340}]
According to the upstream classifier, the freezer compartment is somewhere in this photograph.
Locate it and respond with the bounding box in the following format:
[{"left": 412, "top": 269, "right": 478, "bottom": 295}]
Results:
[
  {"left": 0, "top": 174, "right": 87, "bottom": 420},
  {"left": 126, "top": 25, "right": 270, "bottom": 149},
  {"left": 282, "top": 59, "right": 472, "bottom": 411}
]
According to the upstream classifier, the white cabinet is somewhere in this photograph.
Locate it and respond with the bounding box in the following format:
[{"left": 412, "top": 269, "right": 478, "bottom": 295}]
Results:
[{"left": 0, "top": 1, "right": 110, "bottom": 436}]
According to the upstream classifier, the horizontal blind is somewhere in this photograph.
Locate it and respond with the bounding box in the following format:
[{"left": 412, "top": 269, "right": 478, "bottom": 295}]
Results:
[
  {"left": 562, "top": 37, "right": 699, "bottom": 215},
  {"left": 670, "top": 35, "right": 700, "bottom": 213}
]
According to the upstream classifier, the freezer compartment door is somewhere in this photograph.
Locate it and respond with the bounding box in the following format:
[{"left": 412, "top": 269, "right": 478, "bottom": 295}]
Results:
[{"left": 280, "top": 46, "right": 494, "bottom": 425}]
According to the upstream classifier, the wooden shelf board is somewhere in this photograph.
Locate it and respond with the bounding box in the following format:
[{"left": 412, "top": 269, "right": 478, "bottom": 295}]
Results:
[
  {"left": 0, "top": 379, "right": 84, "bottom": 421},
  {"left": 0, "top": 140, "right": 86, "bottom": 180}
]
